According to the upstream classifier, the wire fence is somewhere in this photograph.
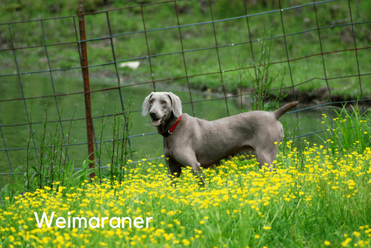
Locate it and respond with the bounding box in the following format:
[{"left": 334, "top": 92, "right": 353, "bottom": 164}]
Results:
[{"left": 0, "top": 0, "right": 370, "bottom": 187}]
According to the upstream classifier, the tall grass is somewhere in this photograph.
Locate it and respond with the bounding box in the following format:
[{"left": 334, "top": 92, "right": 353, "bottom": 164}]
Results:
[
  {"left": 321, "top": 104, "right": 371, "bottom": 155},
  {"left": 104, "top": 96, "right": 134, "bottom": 185},
  {"left": 249, "top": 32, "right": 286, "bottom": 111},
  {"left": 2, "top": 95, "right": 135, "bottom": 198},
  {"left": 237, "top": 31, "right": 287, "bottom": 112},
  {"left": 1, "top": 134, "right": 370, "bottom": 247},
  {"left": 1, "top": 101, "right": 371, "bottom": 247},
  {"left": 96, "top": 95, "right": 108, "bottom": 184},
  {"left": 20, "top": 100, "right": 79, "bottom": 192}
]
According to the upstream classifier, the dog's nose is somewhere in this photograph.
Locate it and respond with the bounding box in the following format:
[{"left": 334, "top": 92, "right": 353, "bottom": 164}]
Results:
[{"left": 150, "top": 112, "right": 157, "bottom": 118}]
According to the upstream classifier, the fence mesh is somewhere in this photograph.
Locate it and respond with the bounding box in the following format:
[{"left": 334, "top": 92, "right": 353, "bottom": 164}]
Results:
[{"left": 0, "top": 0, "right": 370, "bottom": 187}]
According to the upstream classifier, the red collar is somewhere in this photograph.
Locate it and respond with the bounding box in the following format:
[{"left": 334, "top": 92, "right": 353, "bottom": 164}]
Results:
[{"left": 162, "top": 116, "right": 182, "bottom": 137}]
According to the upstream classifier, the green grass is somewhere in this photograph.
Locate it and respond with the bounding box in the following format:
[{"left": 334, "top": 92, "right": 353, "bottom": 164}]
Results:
[
  {"left": 1, "top": 0, "right": 370, "bottom": 99},
  {"left": 1, "top": 3, "right": 371, "bottom": 245},
  {"left": 0, "top": 105, "right": 371, "bottom": 247},
  {"left": 1, "top": 138, "right": 371, "bottom": 247},
  {"left": 321, "top": 104, "right": 371, "bottom": 155}
]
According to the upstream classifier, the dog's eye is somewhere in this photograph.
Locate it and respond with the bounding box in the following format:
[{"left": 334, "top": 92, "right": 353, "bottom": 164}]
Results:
[{"left": 161, "top": 100, "right": 167, "bottom": 104}]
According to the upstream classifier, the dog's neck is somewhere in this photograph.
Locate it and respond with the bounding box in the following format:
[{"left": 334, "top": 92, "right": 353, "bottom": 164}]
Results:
[{"left": 157, "top": 113, "right": 180, "bottom": 136}]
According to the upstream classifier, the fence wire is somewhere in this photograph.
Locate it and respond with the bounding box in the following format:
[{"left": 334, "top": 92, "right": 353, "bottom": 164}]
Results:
[{"left": 0, "top": 0, "right": 370, "bottom": 183}]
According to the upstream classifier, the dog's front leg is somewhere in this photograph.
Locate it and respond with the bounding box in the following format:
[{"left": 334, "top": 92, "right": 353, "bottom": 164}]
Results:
[
  {"left": 172, "top": 150, "right": 205, "bottom": 187},
  {"left": 167, "top": 157, "right": 182, "bottom": 187},
  {"left": 168, "top": 157, "right": 182, "bottom": 178}
]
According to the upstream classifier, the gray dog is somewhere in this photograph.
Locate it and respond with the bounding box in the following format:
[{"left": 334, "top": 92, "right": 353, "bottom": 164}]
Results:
[{"left": 142, "top": 92, "right": 298, "bottom": 185}]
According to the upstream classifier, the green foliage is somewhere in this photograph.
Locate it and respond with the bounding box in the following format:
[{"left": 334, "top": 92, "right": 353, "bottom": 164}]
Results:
[
  {"left": 103, "top": 95, "right": 134, "bottom": 185},
  {"left": 1, "top": 133, "right": 371, "bottom": 246},
  {"left": 249, "top": 33, "right": 284, "bottom": 111},
  {"left": 321, "top": 104, "right": 371, "bottom": 155},
  {"left": 4, "top": 94, "right": 135, "bottom": 197},
  {"left": 238, "top": 31, "right": 287, "bottom": 111},
  {"left": 1, "top": 0, "right": 370, "bottom": 99},
  {"left": 19, "top": 99, "right": 78, "bottom": 191}
]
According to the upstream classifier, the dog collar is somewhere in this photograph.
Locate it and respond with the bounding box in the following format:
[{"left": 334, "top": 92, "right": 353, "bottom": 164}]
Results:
[{"left": 162, "top": 116, "right": 182, "bottom": 137}]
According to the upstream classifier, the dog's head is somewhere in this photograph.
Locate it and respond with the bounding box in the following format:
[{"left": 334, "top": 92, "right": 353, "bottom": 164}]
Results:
[{"left": 142, "top": 92, "right": 182, "bottom": 127}]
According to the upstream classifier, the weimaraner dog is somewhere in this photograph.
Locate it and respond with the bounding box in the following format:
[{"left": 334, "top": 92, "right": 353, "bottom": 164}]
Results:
[{"left": 142, "top": 92, "right": 298, "bottom": 185}]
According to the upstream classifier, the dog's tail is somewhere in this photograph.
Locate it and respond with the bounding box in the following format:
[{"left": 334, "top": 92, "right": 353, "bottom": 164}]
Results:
[{"left": 273, "top": 101, "right": 299, "bottom": 120}]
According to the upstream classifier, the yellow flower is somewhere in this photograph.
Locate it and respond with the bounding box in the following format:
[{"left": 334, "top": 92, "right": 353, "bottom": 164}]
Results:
[
  {"left": 341, "top": 238, "right": 352, "bottom": 247},
  {"left": 182, "top": 239, "right": 191, "bottom": 246},
  {"left": 56, "top": 235, "right": 64, "bottom": 243},
  {"left": 324, "top": 240, "right": 330, "bottom": 246}
]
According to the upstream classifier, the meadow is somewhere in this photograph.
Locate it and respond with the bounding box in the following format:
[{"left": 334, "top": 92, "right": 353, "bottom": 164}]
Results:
[
  {"left": 1, "top": 108, "right": 371, "bottom": 247},
  {"left": 1, "top": 1, "right": 371, "bottom": 247},
  {"left": 1, "top": 0, "right": 371, "bottom": 98}
]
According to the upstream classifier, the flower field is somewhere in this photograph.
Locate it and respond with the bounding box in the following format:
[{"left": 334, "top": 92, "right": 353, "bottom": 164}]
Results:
[{"left": 1, "top": 140, "right": 371, "bottom": 248}]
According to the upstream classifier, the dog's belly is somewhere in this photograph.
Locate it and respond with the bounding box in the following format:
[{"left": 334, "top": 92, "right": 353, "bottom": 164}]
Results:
[
  {"left": 191, "top": 119, "right": 257, "bottom": 168},
  {"left": 196, "top": 145, "right": 254, "bottom": 168}
]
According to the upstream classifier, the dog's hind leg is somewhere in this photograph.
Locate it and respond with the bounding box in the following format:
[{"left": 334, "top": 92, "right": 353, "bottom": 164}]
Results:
[
  {"left": 255, "top": 149, "right": 278, "bottom": 172},
  {"left": 255, "top": 150, "right": 273, "bottom": 169},
  {"left": 191, "top": 164, "right": 205, "bottom": 188}
]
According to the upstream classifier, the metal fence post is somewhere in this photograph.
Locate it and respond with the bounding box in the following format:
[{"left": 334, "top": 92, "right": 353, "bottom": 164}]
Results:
[{"left": 78, "top": 5, "right": 95, "bottom": 179}]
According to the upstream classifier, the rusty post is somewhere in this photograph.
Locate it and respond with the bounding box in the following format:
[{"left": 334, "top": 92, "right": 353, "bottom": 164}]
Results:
[{"left": 78, "top": 5, "right": 95, "bottom": 179}]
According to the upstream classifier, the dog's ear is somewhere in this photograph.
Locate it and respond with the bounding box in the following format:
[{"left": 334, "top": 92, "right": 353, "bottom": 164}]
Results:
[
  {"left": 142, "top": 93, "right": 153, "bottom": 116},
  {"left": 168, "top": 92, "right": 182, "bottom": 117}
]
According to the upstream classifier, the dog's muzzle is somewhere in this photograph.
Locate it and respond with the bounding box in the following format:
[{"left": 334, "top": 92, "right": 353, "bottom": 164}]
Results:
[{"left": 150, "top": 113, "right": 165, "bottom": 127}]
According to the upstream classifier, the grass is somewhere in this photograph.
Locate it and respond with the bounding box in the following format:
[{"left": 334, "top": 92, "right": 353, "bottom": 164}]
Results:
[
  {"left": 1, "top": 0, "right": 370, "bottom": 99},
  {"left": 0, "top": 92, "right": 135, "bottom": 192},
  {"left": 238, "top": 30, "right": 287, "bottom": 111},
  {"left": 321, "top": 104, "right": 371, "bottom": 155},
  {"left": 1, "top": 139, "right": 371, "bottom": 247},
  {"left": 1, "top": 1, "right": 371, "bottom": 246},
  {"left": 0, "top": 105, "right": 371, "bottom": 247}
]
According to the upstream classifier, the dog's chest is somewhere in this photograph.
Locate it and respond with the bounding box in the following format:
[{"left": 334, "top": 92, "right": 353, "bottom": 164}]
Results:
[
  {"left": 162, "top": 137, "right": 174, "bottom": 157},
  {"left": 162, "top": 133, "right": 189, "bottom": 158}
]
